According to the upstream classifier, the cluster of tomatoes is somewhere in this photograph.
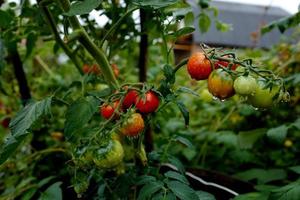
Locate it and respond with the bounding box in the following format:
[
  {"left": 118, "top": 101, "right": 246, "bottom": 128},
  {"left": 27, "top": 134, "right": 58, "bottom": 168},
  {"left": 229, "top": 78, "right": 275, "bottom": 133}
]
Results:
[
  {"left": 82, "top": 63, "right": 119, "bottom": 77},
  {"left": 100, "top": 89, "right": 160, "bottom": 137},
  {"left": 187, "top": 52, "right": 287, "bottom": 109}
]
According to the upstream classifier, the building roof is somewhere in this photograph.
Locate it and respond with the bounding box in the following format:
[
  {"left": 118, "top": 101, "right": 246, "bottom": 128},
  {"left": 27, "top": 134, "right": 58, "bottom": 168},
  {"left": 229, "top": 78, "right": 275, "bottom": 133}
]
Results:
[{"left": 192, "top": 0, "right": 292, "bottom": 48}]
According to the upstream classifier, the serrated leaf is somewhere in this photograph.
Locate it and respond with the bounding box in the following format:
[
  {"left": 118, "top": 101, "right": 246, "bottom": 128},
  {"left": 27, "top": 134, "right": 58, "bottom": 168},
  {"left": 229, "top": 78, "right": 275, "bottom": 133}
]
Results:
[
  {"left": 64, "top": 0, "right": 101, "bottom": 16},
  {"left": 137, "top": 181, "right": 163, "bottom": 200},
  {"left": 266, "top": 125, "right": 288, "bottom": 143},
  {"left": 132, "top": 0, "right": 179, "bottom": 9},
  {"left": 166, "top": 180, "right": 198, "bottom": 200},
  {"left": 238, "top": 129, "right": 266, "bottom": 149},
  {"left": 176, "top": 101, "right": 189, "bottom": 126},
  {"left": 0, "top": 97, "right": 52, "bottom": 165},
  {"left": 198, "top": 13, "right": 211, "bottom": 33},
  {"left": 39, "top": 182, "right": 62, "bottom": 200},
  {"left": 164, "top": 171, "right": 189, "bottom": 185},
  {"left": 64, "top": 97, "right": 99, "bottom": 140}
]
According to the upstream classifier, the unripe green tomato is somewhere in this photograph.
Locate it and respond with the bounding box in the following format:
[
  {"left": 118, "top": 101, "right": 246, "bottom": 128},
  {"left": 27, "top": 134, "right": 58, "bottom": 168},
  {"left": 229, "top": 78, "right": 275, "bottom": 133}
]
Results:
[
  {"left": 248, "top": 79, "right": 280, "bottom": 109},
  {"left": 233, "top": 75, "right": 257, "bottom": 96},
  {"left": 93, "top": 139, "right": 124, "bottom": 169},
  {"left": 200, "top": 88, "right": 214, "bottom": 103}
]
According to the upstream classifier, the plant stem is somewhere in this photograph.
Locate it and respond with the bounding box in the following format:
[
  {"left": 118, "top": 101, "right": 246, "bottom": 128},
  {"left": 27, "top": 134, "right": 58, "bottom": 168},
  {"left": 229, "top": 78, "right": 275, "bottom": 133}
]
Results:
[
  {"left": 173, "top": 58, "right": 189, "bottom": 73},
  {"left": 57, "top": 0, "right": 119, "bottom": 89},
  {"left": 39, "top": 5, "right": 83, "bottom": 74}
]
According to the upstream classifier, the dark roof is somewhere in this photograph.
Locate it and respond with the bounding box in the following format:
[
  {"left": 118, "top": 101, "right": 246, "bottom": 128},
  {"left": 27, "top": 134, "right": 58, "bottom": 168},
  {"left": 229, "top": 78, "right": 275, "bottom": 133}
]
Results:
[{"left": 192, "top": 0, "right": 293, "bottom": 48}]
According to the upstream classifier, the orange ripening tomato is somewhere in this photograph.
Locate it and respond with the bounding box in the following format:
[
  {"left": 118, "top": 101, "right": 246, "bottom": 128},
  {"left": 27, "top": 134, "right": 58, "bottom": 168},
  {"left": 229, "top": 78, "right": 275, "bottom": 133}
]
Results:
[
  {"left": 187, "top": 52, "right": 212, "bottom": 80},
  {"left": 208, "top": 69, "right": 235, "bottom": 100},
  {"left": 111, "top": 64, "right": 120, "bottom": 78},
  {"left": 120, "top": 113, "right": 145, "bottom": 137},
  {"left": 82, "top": 64, "right": 91, "bottom": 74}
]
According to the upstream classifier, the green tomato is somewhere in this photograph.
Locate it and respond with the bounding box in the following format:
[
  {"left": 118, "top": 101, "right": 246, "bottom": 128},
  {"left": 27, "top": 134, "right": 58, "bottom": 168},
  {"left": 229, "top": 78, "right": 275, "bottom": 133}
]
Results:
[
  {"left": 93, "top": 139, "right": 124, "bottom": 169},
  {"left": 200, "top": 88, "right": 214, "bottom": 103},
  {"left": 233, "top": 75, "right": 257, "bottom": 96},
  {"left": 248, "top": 79, "right": 280, "bottom": 109}
]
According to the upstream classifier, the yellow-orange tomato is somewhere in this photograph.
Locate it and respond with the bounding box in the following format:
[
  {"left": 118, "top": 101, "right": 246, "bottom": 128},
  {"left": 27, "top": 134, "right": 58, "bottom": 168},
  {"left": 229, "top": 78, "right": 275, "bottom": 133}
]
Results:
[{"left": 207, "top": 69, "right": 235, "bottom": 99}]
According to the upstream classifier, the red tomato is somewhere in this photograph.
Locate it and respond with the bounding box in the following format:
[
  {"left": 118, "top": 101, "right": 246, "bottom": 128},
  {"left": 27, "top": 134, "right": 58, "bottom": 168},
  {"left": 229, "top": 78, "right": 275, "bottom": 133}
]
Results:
[
  {"left": 122, "top": 90, "right": 139, "bottom": 110},
  {"left": 100, "top": 100, "right": 120, "bottom": 119},
  {"left": 214, "top": 55, "right": 238, "bottom": 70},
  {"left": 187, "top": 52, "right": 212, "bottom": 80},
  {"left": 136, "top": 91, "right": 160, "bottom": 114},
  {"left": 91, "top": 64, "right": 101, "bottom": 75},
  {"left": 82, "top": 64, "right": 91, "bottom": 74}
]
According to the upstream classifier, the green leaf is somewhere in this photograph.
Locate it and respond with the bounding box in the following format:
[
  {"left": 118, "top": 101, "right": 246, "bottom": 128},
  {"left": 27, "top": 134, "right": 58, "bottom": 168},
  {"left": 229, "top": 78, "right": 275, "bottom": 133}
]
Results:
[
  {"left": 184, "top": 12, "right": 195, "bottom": 27},
  {"left": 163, "top": 64, "right": 175, "bottom": 84},
  {"left": 290, "top": 118, "right": 300, "bottom": 130},
  {"left": 166, "top": 180, "right": 198, "bottom": 200},
  {"left": 270, "top": 181, "right": 300, "bottom": 200},
  {"left": 173, "top": 27, "right": 195, "bottom": 38},
  {"left": 198, "top": 13, "right": 211, "bottom": 33},
  {"left": 64, "top": 0, "right": 101, "bottom": 16},
  {"left": 164, "top": 171, "right": 189, "bottom": 185},
  {"left": 132, "top": 0, "right": 180, "bottom": 9},
  {"left": 26, "top": 32, "right": 38, "bottom": 58},
  {"left": 22, "top": 188, "right": 38, "bottom": 200},
  {"left": 198, "top": 0, "right": 210, "bottom": 9},
  {"left": 238, "top": 129, "right": 266, "bottom": 149},
  {"left": 176, "top": 101, "right": 189, "bottom": 126},
  {"left": 137, "top": 181, "right": 163, "bottom": 200},
  {"left": 234, "top": 169, "right": 287, "bottom": 184},
  {"left": 0, "top": 97, "right": 52, "bottom": 165},
  {"left": 177, "top": 87, "right": 199, "bottom": 97},
  {"left": 289, "top": 166, "right": 300, "bottom": 174},
  {"left": 64, "top": 96, "right": 99, "bottom": 140},
  {"left": 215, "top": 20, "right": 231, "bottom": 32},
  {"left": 39, "top": 182, "right": 62, "bottom": 200},
  {"left": 136, "top": 175, "right": 157, "bottom": 185},
  {"left": 196, "top": 191, "right": 216, "bottom": 200},
  {"left": 0, "top": 10, "right": 14, "bottom": 29},
  {"left": 266, "top": 125, "right": 288, "bottom": 143},
  {"left": 38, "top": 176, "right": 55, "bottom": 188},
  {"left": 174, "top": 136, "right": 194, "bottom": 148},
  {"left": 233, "top": 192, "right": 269, "bottom": 200},
  {"left": 168, "top": 155, "right": 185, "bottom": 173}
]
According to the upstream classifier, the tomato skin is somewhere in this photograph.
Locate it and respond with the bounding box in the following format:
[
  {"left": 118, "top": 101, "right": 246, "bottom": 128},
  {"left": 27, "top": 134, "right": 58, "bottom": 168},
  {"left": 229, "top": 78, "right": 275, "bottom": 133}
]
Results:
[
  {"left": 233, "top": 75, "right": 257, "bottom": 96},
  {"left": 93, "top": 140, "right": 124, "bottom": 169},
  {"left": 187, "top": 52, "right": 212, "bottom": 80},
  {"left": 1, "top": 117, "right": 10, "bottom": 129},
  {"left": 136, "top": 91, "right": 160, "bottom": 114},
  {"left": 120, "top": 113, "right": 145, "bottom": 137},
  {"left": 100, "top": 100, "right": 120, "bottom": 119},
  {"left": 200, "top": 88, "right": 213, "bottom": 103},
  {"left": 122, "top": 90, "right": 139, "bottom": 110},
  {"left": 248, "top": 79, "right": 280, "bottom": 109},
  {"left": 82, "top": 64, "right": 91, "bottom": 74},
  {"left": 214, "top": 55, "right": 238, "bottom": 70},
  {"left": 91, "top": 64, "right": 101, "bottom": 75},
  {"left": 207, "top": 69, "right": 235, "bottom": 99},
  {"left": 111, "top": 63, "right": 120, "bottom": 78}
]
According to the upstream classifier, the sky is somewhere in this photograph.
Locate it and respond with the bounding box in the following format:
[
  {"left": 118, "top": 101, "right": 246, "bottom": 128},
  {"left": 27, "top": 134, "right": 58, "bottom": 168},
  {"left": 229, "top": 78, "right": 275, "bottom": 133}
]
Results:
[{"left": 217, "top": 0, "right": 299, "bottom": 14}]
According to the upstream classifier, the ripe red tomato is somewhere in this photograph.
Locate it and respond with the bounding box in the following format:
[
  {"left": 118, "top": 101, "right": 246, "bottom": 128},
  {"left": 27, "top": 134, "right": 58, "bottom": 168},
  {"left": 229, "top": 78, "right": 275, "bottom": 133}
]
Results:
[
  {"left": 122, "top": 90, "right": 139, "bottom": 110},
  {"left": 100, "top": 100, "right": 120, "bottom": 119},
  {"left": 214, "top": 55, "right": 238, "bottom": 70},
  {"left": 91, "top": 64, "right": 101, "bottom": 75},
  {"left": 207, "top": 69, "right": 235, "bottom": 99},
  {"left": 82, "top": 64, "right": 91, "bottom": 74},
  {"left": 120, "top": 113, "right": 145, "bottom": 137},
  {"left": 136, "top": 91, "right": 160, "bottom": 114},
  {"left": 187, "top": 52, "right": 212, "bottom": 80}
]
